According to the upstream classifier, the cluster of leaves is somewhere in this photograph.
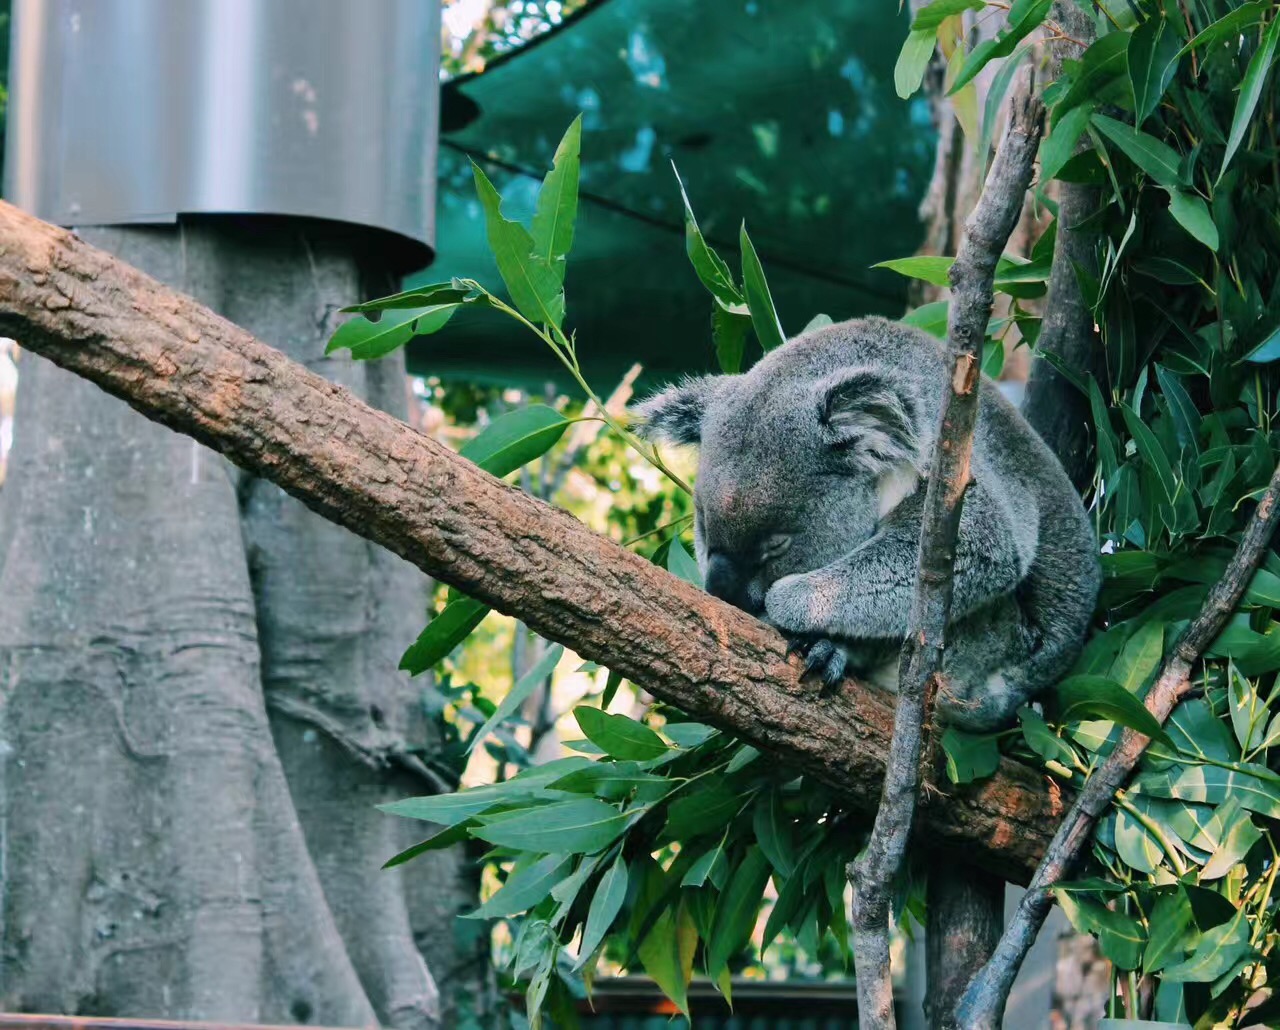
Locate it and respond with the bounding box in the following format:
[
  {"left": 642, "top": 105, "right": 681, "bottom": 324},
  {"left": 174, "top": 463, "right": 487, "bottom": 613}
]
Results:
[
  {"left": 894, "top": 0, "right": 1280, "bottom": 1023},
  {"left": 329, "top": 112, "right": 866, "bottom": 1023}
]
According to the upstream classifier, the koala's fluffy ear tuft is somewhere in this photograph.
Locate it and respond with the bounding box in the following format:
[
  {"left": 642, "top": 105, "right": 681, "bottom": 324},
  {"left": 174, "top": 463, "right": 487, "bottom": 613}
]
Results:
[
  {"left": 632, "top": 376, "right": 723, "bottom": 445},
  {"left": 819, "top": 367, "right": 921, "bottom": 473}
]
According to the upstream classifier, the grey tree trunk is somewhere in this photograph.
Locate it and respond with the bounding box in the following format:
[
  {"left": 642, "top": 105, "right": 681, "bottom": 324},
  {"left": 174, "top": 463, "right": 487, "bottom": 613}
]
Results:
[{"left": 0, "top": 219, "right": 476, "bottom": 1026}]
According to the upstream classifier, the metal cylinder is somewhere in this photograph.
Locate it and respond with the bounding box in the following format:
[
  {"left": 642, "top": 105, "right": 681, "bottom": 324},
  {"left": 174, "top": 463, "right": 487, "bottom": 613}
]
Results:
[{"left": 5, "top": 0, "right": 440, "bottom": 268}]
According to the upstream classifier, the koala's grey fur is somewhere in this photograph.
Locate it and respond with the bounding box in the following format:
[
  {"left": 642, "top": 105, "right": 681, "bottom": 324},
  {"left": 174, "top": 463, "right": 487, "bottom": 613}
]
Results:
[{"left": 634, "top": 316, "right": 1100, "bottom": 731}]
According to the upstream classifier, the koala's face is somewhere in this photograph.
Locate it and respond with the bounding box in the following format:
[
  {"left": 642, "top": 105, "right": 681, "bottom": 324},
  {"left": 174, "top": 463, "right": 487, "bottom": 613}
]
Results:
[{"left": 634, "top": 352, "right": 921, "bottom": 615}]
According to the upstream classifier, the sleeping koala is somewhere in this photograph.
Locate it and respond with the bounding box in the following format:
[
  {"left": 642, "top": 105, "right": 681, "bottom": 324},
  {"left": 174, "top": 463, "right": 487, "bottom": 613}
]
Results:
[{"left": 634, "top": 316, "right": 1100, "bottom": 732}]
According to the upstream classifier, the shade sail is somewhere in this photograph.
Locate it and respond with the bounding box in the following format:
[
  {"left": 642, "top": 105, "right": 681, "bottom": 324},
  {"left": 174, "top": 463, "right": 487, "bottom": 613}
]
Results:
[{"left": 412, "top": 0, "right": 935, "bottom": 390}]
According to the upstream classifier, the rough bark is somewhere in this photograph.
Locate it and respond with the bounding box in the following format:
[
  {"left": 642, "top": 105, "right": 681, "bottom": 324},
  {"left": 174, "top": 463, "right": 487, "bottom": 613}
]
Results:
[
  {"left": 1020, "top": 2, "right": 1103, "bottom": 491},
  {"left": 849, "top": 95, "right": 1045, "bottom": 1030},
  {"left": 956, "top": 461, "right": 1280, "bottom": 1029},
  {"left": 0, "top": 224, "right": 374, "bottom": 1025},
  {"left": 925, "top": 869, "right": 1004, "bottom": 1030},
  {"left": 0, "top": 200, "right": 1068, "bottom": 883}
]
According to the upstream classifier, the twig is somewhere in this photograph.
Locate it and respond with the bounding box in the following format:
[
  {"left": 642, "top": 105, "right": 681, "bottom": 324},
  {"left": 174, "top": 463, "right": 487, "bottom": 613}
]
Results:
[
  {"left": 847, "top": 93, "right": 1045, "bottom": 1030},
  {"left": 955, "top": 459, "right": 1280, "bottom": 1030}
]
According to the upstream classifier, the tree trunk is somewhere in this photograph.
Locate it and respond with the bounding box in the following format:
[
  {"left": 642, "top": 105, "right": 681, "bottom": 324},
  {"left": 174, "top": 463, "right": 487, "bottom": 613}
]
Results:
[{"left": 0, "top": 219, "right": 468, "bottom": 1026}]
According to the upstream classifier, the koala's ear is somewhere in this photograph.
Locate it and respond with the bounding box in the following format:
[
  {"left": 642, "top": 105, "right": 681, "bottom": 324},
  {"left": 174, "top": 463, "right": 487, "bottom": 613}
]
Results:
[
  {"left": 632, "top": 376, "right": 724, "bottom": 445},
  {"left": 819, "top": 367, "right": 921, "bottom": 473}
]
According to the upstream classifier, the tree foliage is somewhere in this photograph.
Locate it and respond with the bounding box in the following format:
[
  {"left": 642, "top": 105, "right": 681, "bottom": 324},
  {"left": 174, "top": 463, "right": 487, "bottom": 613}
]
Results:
[{"left": 332, "top": 0, "right": 1280, "bottom": 1018}]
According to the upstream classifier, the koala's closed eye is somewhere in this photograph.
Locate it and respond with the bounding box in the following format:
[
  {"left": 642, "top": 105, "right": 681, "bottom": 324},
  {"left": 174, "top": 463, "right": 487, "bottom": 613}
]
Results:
[{"left": 759, "top": 534, "right": 792, "bottom": 562}]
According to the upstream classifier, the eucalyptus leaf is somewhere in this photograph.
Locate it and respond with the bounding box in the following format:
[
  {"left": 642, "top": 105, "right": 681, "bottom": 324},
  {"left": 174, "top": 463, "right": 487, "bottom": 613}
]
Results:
[
  {"left": 1220, "top": 12, "right": 1280, "bottom": 179},
  {"left": 474, "top": 798, "right": 634, "bottom": 854},
  {"left": 468, "top": 644, "right": 564, "bottom": 755},
  {"left": 575, "top": 852, "right": 629, "bottom": 968},
  {"left": 530, "top": 115, "right": 582, "bottom": 274},
  {"left": 574, "top": 707, "right": 670, "bottom": 762},
  {"left": 1091, "top": 113, "right": 1185, "bottom": 188},
  {"left": 740, "top": 224, "right": 786, "bottom": 352},
  {"left": 400, "top": 597, "right": 491, "bottom": 675},
  {"left": 707, "top": 847, "right": 772, "bottom": 978},
  {"left": 460, "top": 405, "right": 571, "bottom": 478}
]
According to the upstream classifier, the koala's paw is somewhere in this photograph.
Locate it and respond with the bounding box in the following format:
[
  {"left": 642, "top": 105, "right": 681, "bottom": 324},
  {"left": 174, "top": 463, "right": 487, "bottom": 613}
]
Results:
[
  {"left": 785, "top": 635, "right": 849, "bottom": 691},
  {"left": 764, "top": 571, "right": 825, "bottom": 635}
]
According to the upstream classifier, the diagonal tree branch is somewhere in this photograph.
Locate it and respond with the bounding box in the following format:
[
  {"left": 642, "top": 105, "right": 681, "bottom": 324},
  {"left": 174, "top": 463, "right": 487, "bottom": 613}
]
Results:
[
  {"left": 955, "top": 459, "right": 1280, "bottom": 1030},
  {"left": 0, "top": 199, "right": 1067, "bottom": 882},
  {"left": 848, "top": 95, "right": 1045, "bottom": 1030}
]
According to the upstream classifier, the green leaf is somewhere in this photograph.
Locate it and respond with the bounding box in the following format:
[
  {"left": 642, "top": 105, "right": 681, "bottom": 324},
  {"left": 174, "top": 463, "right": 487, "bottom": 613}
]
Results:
[
  {"left": 901, "top": 300, "right": 950, "bottom": 337},
  {"left": 663, "top": 722, "right": 716, "bottom": 748},
  {"left": 1144, "top": 889, "right": 1197, "bottom": 974},
  {"left": 895, "top": 29, "right": 936, "bottom": 100},
  {"left": 326, "top": 305, "right": 459, "bottom": 360},
  {"left": 1129, "top": 14, "right": 1181, "bottom": 124},
  {"left": 1041, "top": 104, "right": 1094, "bottom": 181},
  {"left": 802, "top": 313, "right": 834, "bottom": 333},
  {"left": 740, "top": 224, "right": 786, "bottom": 352},
  {"left": 982, "top": 339, "right": 1005, "bottom": 379},
  {"left": 1053, "top": 890, "right": 1146, "bottom": 969},
  {"left": 341, "top": 281, "right": 475, "bottom": 314},
  {"left": 1090, "top": 113, "right": 1184, "bottom": 187},
  {"left": 530, "top": 115, "right": 582, "bottom": 274},
  {"left": 460, "top": 405, "right": 571, "bottom": 478},
  {"left": 1133, "top": 762, "right": 1280, "bottom": 819},
  {"left": 666, "top": 536, "right": 703, "bottom": 587},
  {"left": 726, "top": 744, "right": 761, "bottom": 773},
  {"left": 1178, "top": 2, "right": 1268, "bottom": 56},
  {"left": 602, "top": 669, "right": 624, "bottom": 709},
  {"left": 674, "top": 167, "right": 742, "bottom": 308},
  {"left": 1056, "top": 32, "right": 1131, "bottom": 121},
  {"left": 1110, "top": 621, "right": 1164, "bottom": 694},
  {"left": 752, "top": 789, "right": 796, "bottom": 876},
  {"left": 911, "top": 0, "right": 984, "bottom": 31},
  {"left": 1113, "top": 805, "right": 1164, "bottom": 873},
  {"left": 636, "top": 899, "right": 695, "bottom": 1018},
  {"left": 1228, "top": 662, "right": 1269, "bottom": 753},
  {"left": 380, "top": 785, "right": 513, "bottom": 826},
  {"left": 1166, "top": 190, "right": 1219, "bottom": 251},
  {"left": 712, "top": 303, "right": 751, "bottom": 375},
  {"left": 471, "top": 161, "right": 565, "bottom": 328},
  {"left": 473, "top": 798, "right": 632, "bottom": 854},
  {"left": 1201, "top": 799, "right": 1262, "bottom": 880},
  {"left": 1155, "top": 366, "right": 1201, "bottom": 454},
  {"left": 1055, "top": 675, "right": 1171, "bottom": 743},
  {"left": 382, "top": 822, "right": 475, "bottom": 868},
  {"left": 576, "top": 852, "right": 628, "bottom": 967},
  {"left": 399, "top": 597, "right": 491, "bottom": 675},
  {"left": 1161, "top": 906, "right": 1251, "bottom": 982},
  {"left": 981, "top": 44, "right": 1032, "bottom": 161},
  {"left": 1018, "top": 706, "right": 1078, "bottom": 767},
  {"left": 1088, "top": 377, "right": 1120, "bottom": 483},
  {"left": 465, "top": 853, "right": 571, "bottom": 919},
  {"left": 664, "top": 782, "right": 744, "bottom": 840},
  {"left": 1221, "top": 14, "right": 1280, "bottom": 179},
  {"left": 1243, "top": 325, "right": 1280, "bottom": 364},
  {"left": 707, "top": 847, "right": 772, "bottom": 978},
  {"left": 1121, "top": 405, "right": 1179, "bottom": 504},
  {"left": 548, "top": 761, "right": 671, "bottom": 801},
  {"left": 468, "top": 644, "right": 564, "bottom": 754},
  {"left": 949, "top": 0, "right": 1052, "bottom": 95},
  {"left": 574, "top": 707, "right": 670, "bottom": 762},
  {"left": 941, "top": 727, "right": 1001, "bottom": 784},
  {"left": 873, "top": 255, "right": 954, "bottom": 287},
  {"left": 681, "top": 834, "right": 728, "bottom": 888}
]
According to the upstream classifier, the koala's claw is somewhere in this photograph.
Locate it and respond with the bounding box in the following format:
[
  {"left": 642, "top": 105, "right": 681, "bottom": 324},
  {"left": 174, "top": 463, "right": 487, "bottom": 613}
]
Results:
[{"left": 786, "top": 635, "right": 849, "bottom": 691}]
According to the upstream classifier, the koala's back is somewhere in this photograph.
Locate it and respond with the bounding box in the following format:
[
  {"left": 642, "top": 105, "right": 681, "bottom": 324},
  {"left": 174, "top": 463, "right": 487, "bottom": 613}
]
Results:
[{"left": 768, "top": 316, "right": 1100, "bottom": 685}]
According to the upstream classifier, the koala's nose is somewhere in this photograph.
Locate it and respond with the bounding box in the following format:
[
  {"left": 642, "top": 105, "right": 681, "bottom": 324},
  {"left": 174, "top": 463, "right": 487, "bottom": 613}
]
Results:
[{"left": 705, "top": 553, "right": 755, "bottom": 613}]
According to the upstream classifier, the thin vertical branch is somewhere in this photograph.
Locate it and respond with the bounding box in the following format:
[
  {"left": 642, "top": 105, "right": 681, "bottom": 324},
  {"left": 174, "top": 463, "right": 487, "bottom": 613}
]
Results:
[
  {"left": 956, "top": 461, "right": 1280, "bottom": 1030},
  {"left": 848, "top": 94, "right": 1045, "bottom": 1030}
]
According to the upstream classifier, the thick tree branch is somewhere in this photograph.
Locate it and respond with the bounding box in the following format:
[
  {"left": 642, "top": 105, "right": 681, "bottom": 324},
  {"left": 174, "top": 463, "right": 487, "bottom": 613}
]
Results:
[
  {"left": 0, "top": 200, "right": 1066, "bottom": 883},
  {"left": 849, "top": 95, "right": 1045, "bottom": 1030},
  {"left": 956, "top": 460, "right": 1280, "bottom": 1030}
]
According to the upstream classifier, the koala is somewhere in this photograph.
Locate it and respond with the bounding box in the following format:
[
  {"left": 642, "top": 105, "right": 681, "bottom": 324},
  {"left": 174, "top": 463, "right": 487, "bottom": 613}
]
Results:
[{"left": 634, "top": 316, "right": 1100, "bottom": 732}]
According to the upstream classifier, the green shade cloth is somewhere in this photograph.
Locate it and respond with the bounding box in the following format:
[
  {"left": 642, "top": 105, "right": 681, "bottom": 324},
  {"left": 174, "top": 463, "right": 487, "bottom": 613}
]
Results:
[{"left": 414, "top": 0, "right": 935, "bottom": 390}]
